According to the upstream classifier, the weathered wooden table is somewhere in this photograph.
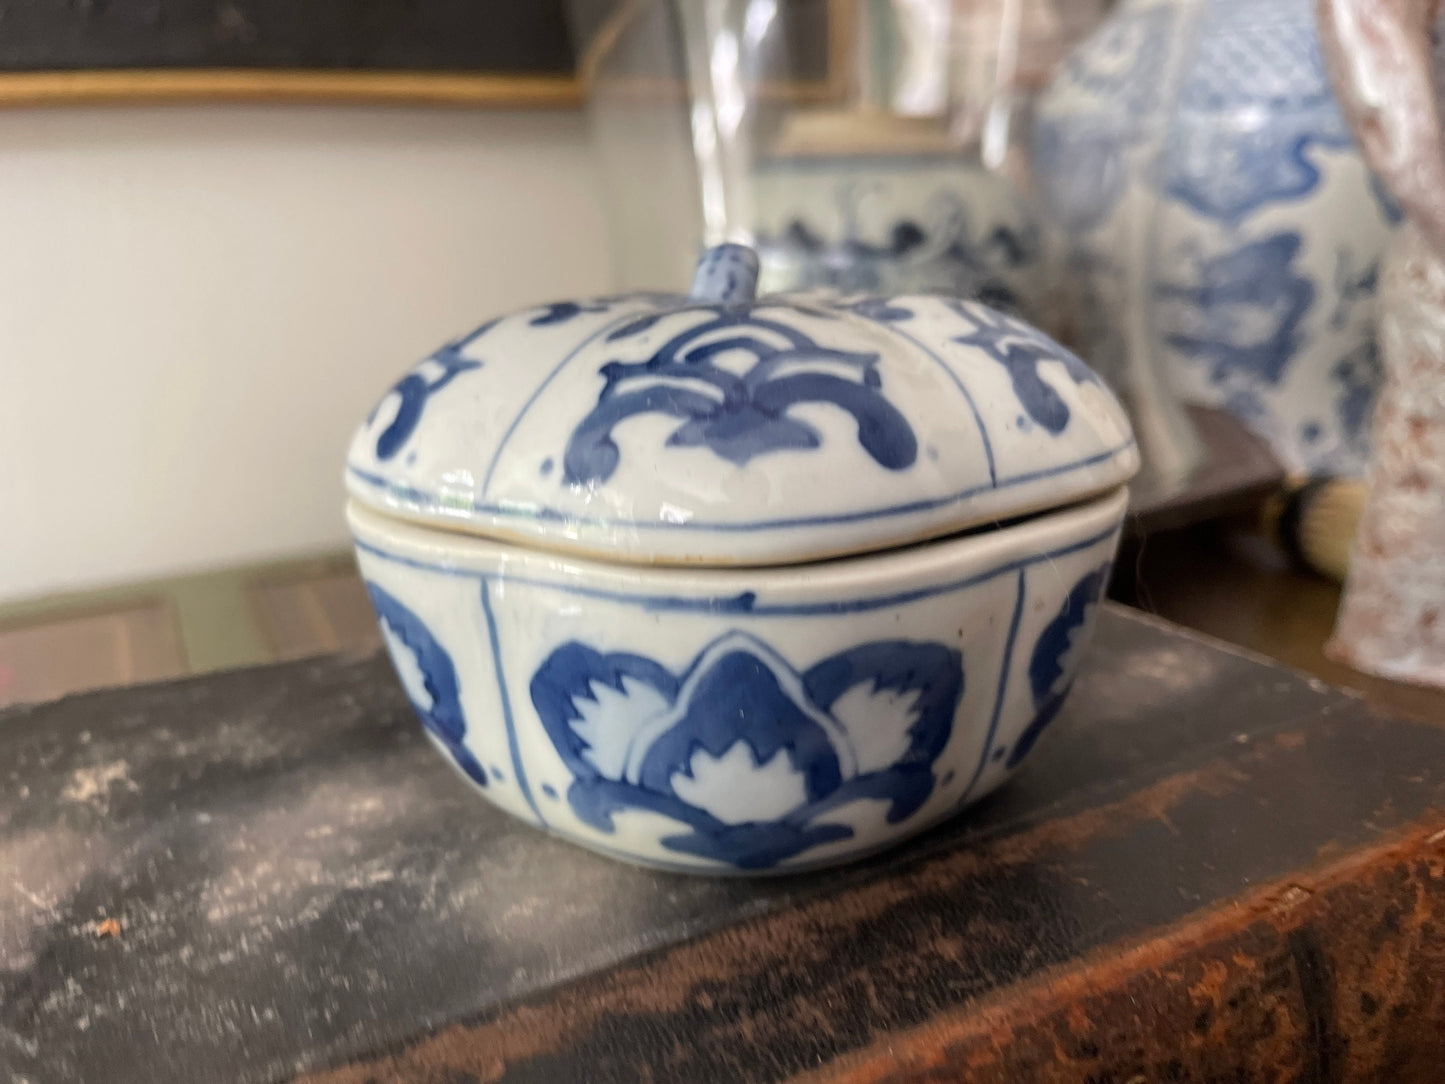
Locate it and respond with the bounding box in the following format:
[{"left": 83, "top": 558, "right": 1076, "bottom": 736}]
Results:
[{"left": 2, "top": 605, "right": 1442, "bottom": 1083}]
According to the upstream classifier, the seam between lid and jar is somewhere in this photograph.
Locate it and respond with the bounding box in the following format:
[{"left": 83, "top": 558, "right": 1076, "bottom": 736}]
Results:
[{"left": 346, "top": 434, "right": 1136, "bottom": 562}]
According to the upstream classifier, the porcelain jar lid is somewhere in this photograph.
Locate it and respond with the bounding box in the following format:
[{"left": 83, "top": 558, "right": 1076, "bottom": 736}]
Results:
[{"left": 345, "top": 245, "right": 1138, "bottom": 566}]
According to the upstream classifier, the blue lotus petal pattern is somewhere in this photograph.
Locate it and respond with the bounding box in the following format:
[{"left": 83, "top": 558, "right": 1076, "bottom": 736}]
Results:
[
  {"left": 530, "top": 631, "right": 963, "bottom": 869},
  {"left": 366, "top": 583, "right": 488, "bottom": 787},
  {"left": 1007, "top": 567, "right": 1110, "bottom": 769}
]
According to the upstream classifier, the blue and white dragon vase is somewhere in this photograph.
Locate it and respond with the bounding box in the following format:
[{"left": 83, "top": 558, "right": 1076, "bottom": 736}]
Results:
[{"left": 1032, "top": 0, "right": 1399, "bottom": 475}]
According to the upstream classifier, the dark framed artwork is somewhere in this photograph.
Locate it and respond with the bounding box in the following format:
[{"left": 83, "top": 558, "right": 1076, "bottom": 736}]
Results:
[
  {"left": 0, "top": 0, "right": 848, "bottom": 107},
  {"left": 574, "top": 0, "right": 853, "bottom": 105}
]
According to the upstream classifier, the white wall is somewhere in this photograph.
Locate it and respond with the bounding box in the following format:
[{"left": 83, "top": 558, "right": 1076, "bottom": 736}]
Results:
[{"left": 0, "top": 105, "right": 612, "bottom": 603}]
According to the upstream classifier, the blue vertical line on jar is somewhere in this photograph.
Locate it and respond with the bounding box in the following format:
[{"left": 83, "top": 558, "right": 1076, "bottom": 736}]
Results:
[
  {"left": 955, "top": 568, "right": 1027, "bottom": 808},
  {"left": 479, "top": 306, "right": 672, "bottom": 502},
  {"left": 856, "top": 310, "right": 998, "bottom": 487},
  {"left": 481, "top": 578, "right": 547, "bottom": 828}
]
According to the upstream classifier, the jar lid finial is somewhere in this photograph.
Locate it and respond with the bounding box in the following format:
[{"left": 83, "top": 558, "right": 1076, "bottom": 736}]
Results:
[{"left": 689, "top": 243, "right": 759, "bottom": 303}]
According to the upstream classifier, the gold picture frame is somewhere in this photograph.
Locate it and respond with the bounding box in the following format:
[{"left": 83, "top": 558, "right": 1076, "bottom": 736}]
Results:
[{"left": 0, "top": 69, "right": 582, "bottom": 108}]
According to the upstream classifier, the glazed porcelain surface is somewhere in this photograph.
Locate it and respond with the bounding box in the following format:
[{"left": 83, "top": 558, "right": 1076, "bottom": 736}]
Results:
[
  {"left": 349, "top": 486, "right": 1126, "bottom": 874},
  {"left": 751, "top": 152, "right": 1046, "bottom": 320},
  {"left": 1033, "top": 0, "right": 1399, "bottom": 476},
  {"left": 346, "top": 247, "right": 1136, "bottom": 567},
  {"left": 346, "top": 244, "right": 1137, "bottom": 873}
]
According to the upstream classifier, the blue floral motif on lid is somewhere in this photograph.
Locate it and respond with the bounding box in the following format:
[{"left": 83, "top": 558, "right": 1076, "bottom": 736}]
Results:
[
  {"left": 366, "top": 321, "right": 494, "bottom": 461},
  {"left": 834, "top": 297, "right": 915, "bottom": 323},
  {"left": 530, "top": 301, "right": 612, "bottom": 326},
  {"left": 529, "top": 631, "right": 963, "bottom": 869},
  {"left": 948, "top": 302, "right": 1100, "bottom": 435},
  {"left": 562, "top": 306, "right": 919, "bottom": 486}
]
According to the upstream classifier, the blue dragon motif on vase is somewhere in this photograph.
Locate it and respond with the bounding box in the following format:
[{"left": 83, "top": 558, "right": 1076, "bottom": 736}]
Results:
[
  {"left": 1331, "top": 338, "right": 1383, "bottom": 449},
  {"left": 1155, "top": 232, "right": 1315, "bottom": 387}
]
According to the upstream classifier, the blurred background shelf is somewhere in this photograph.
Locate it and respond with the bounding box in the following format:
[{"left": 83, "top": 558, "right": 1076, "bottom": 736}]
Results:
[
  {"left": 1125, "top": 406, "right": 1285, "bottom": 538},
  {"left": 0, "top": 553, "right": 380, "bottom": 709},
  {"left": 1114, "top": 526, "right": 1445, "bottom": 727}
]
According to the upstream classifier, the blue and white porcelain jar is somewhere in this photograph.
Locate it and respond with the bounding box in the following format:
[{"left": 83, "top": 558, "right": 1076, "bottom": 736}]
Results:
[
  {"left": 751, "top": 141, "right": 1045, "bottom": 320},
  {"left": 1032, "top": 0, "right": 1399, "bottom": 475},
  {"left": 345, "top": 244, "right": 1137, "bottom": 874}
]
